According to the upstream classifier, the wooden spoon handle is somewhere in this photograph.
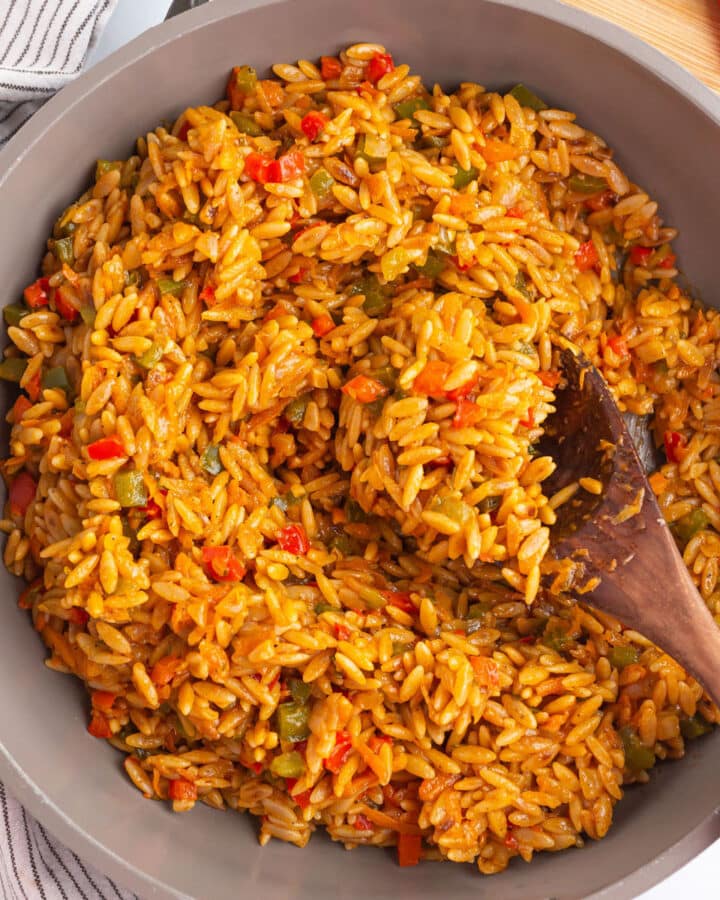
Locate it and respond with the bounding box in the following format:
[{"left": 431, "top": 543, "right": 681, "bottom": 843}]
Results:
[{"left": 590, "top": 545, "right": 720, "bottom": 707}]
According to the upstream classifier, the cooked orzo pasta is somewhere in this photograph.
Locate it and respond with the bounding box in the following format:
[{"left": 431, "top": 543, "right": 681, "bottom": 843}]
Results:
[{"left": 1, "top": 43, "right": 718, "bottom": 873}]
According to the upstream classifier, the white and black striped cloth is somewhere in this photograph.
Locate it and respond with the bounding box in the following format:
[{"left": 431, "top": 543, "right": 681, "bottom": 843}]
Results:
[
  {"left": 0, "top": 0, "right": 118, "bottom": 145},
  {"left": 0, "top": 784, "right": 136, "bottom": 899}
]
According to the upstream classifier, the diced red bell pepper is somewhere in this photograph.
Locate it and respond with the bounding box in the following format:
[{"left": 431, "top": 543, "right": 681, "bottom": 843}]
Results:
[
  {"left": 480, "top": 139, "right": 522, "bottom": 163},
  {"left": 293, "top": 788, "right": 313, "bottom": 809},
  {"left": 504, "top": 830, "right": 519, "bottom": 850},
  {"left": 12, "top": 395, "right": 32, "bottom": 423},
  {"left": 301, "top": 111, "right": 329, "bottom": 142},
  {"left": 354, "top": 814, "right": 373, "bottom": 831},
  {"left": 245, "top": 152, "right": 274, "bottom": 183},
  {"left": 664, "top": 430, "right": 686, "bottom": 464},
  {"left": 168, "top": 778, "right": 197, "bottom": 802},
  {"left": 91, "top": 690, "right": 117, "bottom": 711},
  {"left": 8, "top": 471, "right": 36, "bottom": 516},
  {"left": 53, "top": 285, "right": 79, "bottom": 322},
  {"left": 320, "top": 56, "right": 343, "bottom": 81},
  {"left": 288, "top": 268, "right": 307, "bottom": 284},
  {"left": 311, "top": 314, "right": 334, "bottom": 337},
  {"left": 607, "top": 335, "right": 629, "bottom": 358},
  {"left": 342, "top": 375, "right": 388, "bottom": 404},
  {"left": 199, "top": 285, "right": 215, "bottom": 304},
  {"left": 150, "top": 655, "right": 183, "bottom": 686},
  {"left": 659, "top": 253, "right": 676, "bottom": 269},
  {"left": 381, "top": 590, "right": 415, "bottom": 614},
  {"left": 24, "top": 277, "right": 50, "bottom": 309},
  {"left": 585, "top": 190, "right": 614, "bottom": 212},
  {"left": 397, "top": 833, "right": 422, "bottom": 867},
  {"left": 470, "top": 655, "right": 500, "bottom": 688},
  {"left": 142, "top": 497, "right": 163, "bottom": 520},
  {"left": 18, "top": 578, "right": 42, "bottom": 610},
  {"left": 87, "top": 713, "right": 112, "bottom": 739},
  {"left": 452, "top": 397, "right": 482, "bottom": 429},
  {"left": 367, "top": 53, "right": 394, "bottom": 84},
  {"left": 277, "top": 523, "right": 310, "bottom": 555},
  {"left": 26, "top": 371, "right": 41, "bottom": 402},
  {"left": 413, "top": 360, "right": 451, "bottom": 398},
  {"left": 245, "top": 150, "right": 306, "bottom": 185},
  {"left": 520, "top": 408, "right": 536, "bottom": 428},
  {"left": 334, "top": 623, "right": 351, "bottom": 641},
  {"left": 201, "top": 545, "right": 247, "bottom": 582},
  {"left": 630, "top": 245, "right": 652, "bottom": 266},
  {"left": 324, "top": 730, "right": 353, "bottom": 773},
  {"left": 506, "top": 205, "right": 524, "bottom": 218},
  {"left": 446, "top": 372, "right": 480, "bottom": 401},
  {"left": 177, "top": 120, "right": 191, "bottom": 142},
  {"left": 538, "top": 370, "right": 560, "bottom": 388},
  {"left": 575, "top": 240, "right": 599, "bottom": 272},
  {"left": 69, "top": 607, "right": 89, "bottom": 626},
  {"left": 87, "top": 435, "right": 125, "bottom": 460}
]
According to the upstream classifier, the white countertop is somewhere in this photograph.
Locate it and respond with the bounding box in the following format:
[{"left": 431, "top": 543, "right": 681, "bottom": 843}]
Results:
[{"left": 88, "top": 2, "right": 720, "bottom": 897}]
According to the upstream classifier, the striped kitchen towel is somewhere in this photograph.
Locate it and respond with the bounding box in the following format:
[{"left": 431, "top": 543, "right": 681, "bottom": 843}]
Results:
[
  {"left": 0, "top": 0, "right": 118, "bottom": 145},
  {"left": 0, "top": 783, "right": 137, "bottom": 900}
]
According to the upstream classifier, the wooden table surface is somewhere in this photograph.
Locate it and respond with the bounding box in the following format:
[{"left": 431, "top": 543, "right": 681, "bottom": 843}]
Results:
[{"left": 563, "top": 0, "right": 720, "bottom": 92}]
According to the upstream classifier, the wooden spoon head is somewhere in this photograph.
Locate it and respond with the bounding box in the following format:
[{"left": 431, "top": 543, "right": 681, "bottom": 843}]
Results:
[
  {"left": 539, "top": 349, "right": 649, "bottom": 556},
  {"left": 540, "top": 349, "right": 720, "bottom": 706}
]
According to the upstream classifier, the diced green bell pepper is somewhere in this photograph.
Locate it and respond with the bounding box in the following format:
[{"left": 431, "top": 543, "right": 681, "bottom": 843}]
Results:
[
  {"left": 80, "top": 305, "right": 96, "bottom": 326},
  {"left": 394, "top": 97, "right": 430, "bottom": 121},
  {"left": 544, "top": 628, "right": 571, "bottom": 653},
  {"left": 42, "top": 366, "right": 70, "bottom": 392},
  {"left": 201, "top": 444, "right": 223, "bottom": 476},
  {"left": 421, "top": 134, "right": 447, "bottom": 150},
  {"left": 453, "top": 166, "right": 479, "bottom": 190},
  {"left": 672, "top": 509, "right": 710, "bottom": 545},
  {"left": 276, "top": 701, "right": 310, "bottom": 742},
  {"left": 355, "top": 133, "right": 391, "bottom": 167},
  {"left": 349, "top": 274, "right": 392, "bottom": 317},
  {"left": 0, "top": 357, "right": 27, "bottom": 383},
  {"left": 620, "top": 726, "right": 655, "bottom": 771},
  {"left": 509, "top": 84, "right": 547, "bottom": 112},
  {"left": 230, "top": 111, "right": 263, "bottom": 136},
  {"left": 52, "top": 237, "right": 75, "bottom": 266},
  {"left": 309, "top": 167, "right": 335, "bottom": 201},
  {"left": 680, "top": 714, "right": 713, "bottom": 740},
  {"left": 467, "top": 601, "right": 492, "bottom": 619},
  {"left": 136, "top": 342, "right": 163, "bottom": 370},
  {"left": 608, "top": 645, "right": 640, "bottom": 670},
  {"left": 416, "top": 250, "right": 445, "bottom": 280},
  {"left": 114, "top": 470, "right": 149, "bottom": 508},
  {"left": 156, "top": 278, "right": 186, "bottom": 297},
  {"left": 514, "top": 271, "right": 532, "bottom": 299},
  {"left": 231, "top": 66, "right": 257, "bottom": 95},
  {"left": 284, "top": 395, "right": 309, "bottom": 426},
  {"left": 4, "top": 304, "right": 28, "bottom": 328},
  {"left": 289, "top": 679, "right": 311, "bottom": 704},
  {"left": 269, "top": 751, "right": 305, "bottom": 778},
  {"left": 568, "top": 174, "right": 607, "bottom": 194}
]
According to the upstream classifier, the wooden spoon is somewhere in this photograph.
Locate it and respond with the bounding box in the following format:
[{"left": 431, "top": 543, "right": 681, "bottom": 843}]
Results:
[{"left": 540, "top": 349, "right": 720, "bottom": 706}]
